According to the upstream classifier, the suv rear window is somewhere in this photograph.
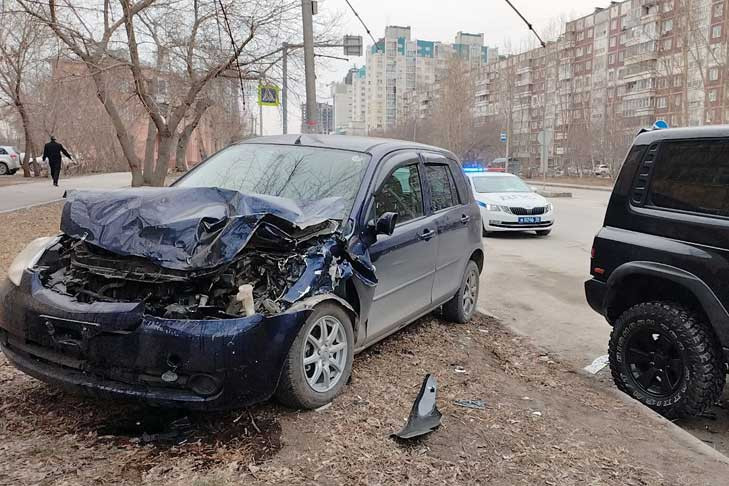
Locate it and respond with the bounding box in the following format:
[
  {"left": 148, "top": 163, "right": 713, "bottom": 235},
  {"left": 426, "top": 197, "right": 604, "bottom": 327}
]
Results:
[{"left": 649, "top": 139, "right": 729, "bottom": 217}]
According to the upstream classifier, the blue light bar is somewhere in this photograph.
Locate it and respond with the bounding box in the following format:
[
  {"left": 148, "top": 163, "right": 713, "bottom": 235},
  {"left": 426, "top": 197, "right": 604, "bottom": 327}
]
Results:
[{"left": 463, "top": 167, "right": 487, "bottom": 173}]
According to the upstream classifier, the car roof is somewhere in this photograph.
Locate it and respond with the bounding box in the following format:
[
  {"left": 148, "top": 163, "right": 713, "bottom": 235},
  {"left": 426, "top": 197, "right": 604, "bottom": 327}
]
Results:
[
  {"left": 239, "top": 134, "right": 454, "bottom": 156},
  {"left": 634, "top": 125, "right": 729, "bottom": 145}
]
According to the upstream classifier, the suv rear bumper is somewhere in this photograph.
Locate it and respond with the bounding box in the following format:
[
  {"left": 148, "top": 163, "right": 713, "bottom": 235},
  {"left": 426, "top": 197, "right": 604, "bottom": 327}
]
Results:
[{"left": 585, "top": 278, "right": 607, "bottom": 317}]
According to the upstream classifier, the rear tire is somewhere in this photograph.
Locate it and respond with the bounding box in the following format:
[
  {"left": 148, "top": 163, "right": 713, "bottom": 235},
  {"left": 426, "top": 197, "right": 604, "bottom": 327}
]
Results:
[
  {"left": 275, "top": 302, "right": 354, "bottom": 409},
  {"left": 609, "top": 301, "right": 725, "bottom": 418},
  {"left": 0, "top": 163, "right": 8, "bottom": 175},
  {"left": 443, "top": 260, "right": 480, "bottom": 323}
]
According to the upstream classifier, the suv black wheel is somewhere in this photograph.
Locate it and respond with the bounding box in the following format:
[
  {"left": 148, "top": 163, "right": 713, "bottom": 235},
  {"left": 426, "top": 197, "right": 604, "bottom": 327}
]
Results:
[
  {"left": 275, "top": 302, "right": 354, "bottom": 409},
  {"left": 608, "top": 301, "right": 725, "bottom": 418},
  {"left": 443, "top": 260, "right": 480, "bottom": 323}
]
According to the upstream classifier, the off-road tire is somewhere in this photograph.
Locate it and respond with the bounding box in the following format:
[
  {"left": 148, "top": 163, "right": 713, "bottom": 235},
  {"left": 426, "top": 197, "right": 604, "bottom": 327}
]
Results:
[
  {"left": 275, "top": 302, "right": 354, "bottom": 409},
  {"left": 536, "top": 229, "right": 551, "bottom": 236},
  {"left": 609, "top": 301, "right": 725, "bottom": 418},
  {"left": 443, "top": 260, "right": 480, "bottom": 323}
]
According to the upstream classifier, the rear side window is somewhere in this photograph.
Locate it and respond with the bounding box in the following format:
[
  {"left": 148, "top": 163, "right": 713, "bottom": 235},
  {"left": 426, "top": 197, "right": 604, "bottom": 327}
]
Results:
[
  {"left": 0, "top": 148, "right": 6, "bottom": 155},
  {"left": 648, "top": 139, "right": 729, "bottom": 217},
  {"left": 426, "top": 164, "right": 460, "bottom": 211}
]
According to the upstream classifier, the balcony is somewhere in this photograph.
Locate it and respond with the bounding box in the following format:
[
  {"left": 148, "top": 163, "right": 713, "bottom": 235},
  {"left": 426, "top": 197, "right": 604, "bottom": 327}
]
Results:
[
  {"left": 623, "top": 60, "right": 657, "bottom": 80},
  {"left": 624, "top": 41, "right": 658, "bottom": 64}
]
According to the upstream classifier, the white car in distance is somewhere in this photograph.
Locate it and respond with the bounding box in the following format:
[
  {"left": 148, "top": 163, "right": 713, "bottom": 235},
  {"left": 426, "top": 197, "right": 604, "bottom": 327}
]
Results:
[{"left": 463, "top": 169, "right": 554, "bottom": 236}]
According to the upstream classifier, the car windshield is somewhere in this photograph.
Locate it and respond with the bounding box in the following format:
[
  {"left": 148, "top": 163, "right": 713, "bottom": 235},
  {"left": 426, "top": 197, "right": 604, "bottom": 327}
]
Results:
[
  {"left": 175, "top": 144, "right": 369, "bottom": 210},
  {"left": 471, "top": 175, "right": 532, "bottom": 193}
]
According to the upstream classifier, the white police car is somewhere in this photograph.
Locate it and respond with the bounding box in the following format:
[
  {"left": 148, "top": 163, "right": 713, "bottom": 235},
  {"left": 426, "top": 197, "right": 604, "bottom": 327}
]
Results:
[{"left": 463, "top": 168, "right": 554, "bottom": 236}]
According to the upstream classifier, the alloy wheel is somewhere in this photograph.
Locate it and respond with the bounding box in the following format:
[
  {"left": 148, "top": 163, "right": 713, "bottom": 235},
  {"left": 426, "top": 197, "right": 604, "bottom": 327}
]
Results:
[
  {"left": 302, "top": 315, "right": 348, "bottom": 393},
  {"left": 624, "top": 326, "right": 685, "bottom": 398},
  {"left": 462, "top": 268, "right": 478, "bottom": 316}
]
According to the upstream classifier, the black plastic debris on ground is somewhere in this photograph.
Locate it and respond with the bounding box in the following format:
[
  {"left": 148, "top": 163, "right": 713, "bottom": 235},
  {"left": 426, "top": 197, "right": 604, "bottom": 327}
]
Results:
[
  {"left": 392, "top": 374, "right": 442, "bottom": 440},
  {"left": 97, "top": 409, "right": 193, "bottom": 445}
]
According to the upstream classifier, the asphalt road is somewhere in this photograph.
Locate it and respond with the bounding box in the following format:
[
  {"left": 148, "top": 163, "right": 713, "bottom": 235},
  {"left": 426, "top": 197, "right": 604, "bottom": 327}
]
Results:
[
  {"left": 0, "top": 172, "right": 131, "bottom": 213},
  {"left": 477, "top": 187, "right": 610, "bottom": 368},
  {"left": 476, "top": 187, "right": 729, "bottom": 456}
]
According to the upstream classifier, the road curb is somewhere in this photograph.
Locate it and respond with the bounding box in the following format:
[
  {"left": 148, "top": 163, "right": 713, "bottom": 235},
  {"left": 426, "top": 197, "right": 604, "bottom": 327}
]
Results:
[
  {"left": 0, "top": 198, "right": 64, "bottom": 215},
  {"left": 527, "top": 181, "right": 614, "bottom": 192},
  {"left": 599, "top": 381, "right": 729, "bottom": 465},
  {"left": 480, "top": 307, "right": 729, "bottom": 465}
]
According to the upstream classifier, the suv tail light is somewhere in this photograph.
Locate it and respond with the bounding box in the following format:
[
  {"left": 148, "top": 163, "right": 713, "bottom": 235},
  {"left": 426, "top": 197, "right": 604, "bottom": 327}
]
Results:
[
  {"left": 10, "top": 154, "right": 17, "bottom": 159},
  {"left": 591, "top": 247, "right": 596, "bottom": 258}
]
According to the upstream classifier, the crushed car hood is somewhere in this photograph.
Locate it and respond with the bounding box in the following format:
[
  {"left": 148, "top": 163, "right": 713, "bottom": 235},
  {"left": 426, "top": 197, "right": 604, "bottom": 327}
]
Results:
[{"left": 61, "top": 187, "right": 348, "bottom": 271}]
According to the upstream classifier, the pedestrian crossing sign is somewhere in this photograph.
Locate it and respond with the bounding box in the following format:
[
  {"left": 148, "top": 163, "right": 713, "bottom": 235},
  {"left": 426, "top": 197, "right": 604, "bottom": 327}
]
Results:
[{"left": 258, "top": 85, "right": 280, "bottom": 106}]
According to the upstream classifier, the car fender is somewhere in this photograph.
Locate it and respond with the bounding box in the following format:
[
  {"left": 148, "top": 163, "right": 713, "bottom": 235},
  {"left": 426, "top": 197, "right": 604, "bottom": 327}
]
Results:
[
  {"left": 286, "top": 293, "right": 358, "bottom": 331},
  {"left": 606, "top": 261, "right": 729, "bottom": 347}
]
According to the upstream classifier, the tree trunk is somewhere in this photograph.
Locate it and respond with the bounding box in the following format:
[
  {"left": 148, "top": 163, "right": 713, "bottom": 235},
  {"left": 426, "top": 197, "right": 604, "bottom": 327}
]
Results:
[
  {"left": 16, "top": 101, "right": 33, "bottom": 177},
  {"left": 90, "top": 71, "right": 144, "bottom": 186},
  {"left": 150, "top": 133, "right": 173, "bottom": 186},
  {"left": 143, "top": 119, "right": 157, "bottom": 185},
  {"left": 175, "top": 134, "right": 188, "bottom": 172}
]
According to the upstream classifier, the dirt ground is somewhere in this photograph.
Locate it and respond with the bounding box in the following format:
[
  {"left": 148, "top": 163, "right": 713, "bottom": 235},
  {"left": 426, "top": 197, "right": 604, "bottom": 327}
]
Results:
[{"left": 1, "top": 203, "right": 729, "bottom": 485}]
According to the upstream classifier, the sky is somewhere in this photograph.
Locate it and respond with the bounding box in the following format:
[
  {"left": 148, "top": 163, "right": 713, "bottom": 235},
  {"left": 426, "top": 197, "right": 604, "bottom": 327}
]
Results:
[{"left": 260, "top": 0, "right": 606, "bottom": 135}]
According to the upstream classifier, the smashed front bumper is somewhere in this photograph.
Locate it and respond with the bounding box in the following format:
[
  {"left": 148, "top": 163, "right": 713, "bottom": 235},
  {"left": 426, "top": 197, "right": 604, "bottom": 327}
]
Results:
[{"left": 0, "top": 272, "right": 311, "bottom": 410}]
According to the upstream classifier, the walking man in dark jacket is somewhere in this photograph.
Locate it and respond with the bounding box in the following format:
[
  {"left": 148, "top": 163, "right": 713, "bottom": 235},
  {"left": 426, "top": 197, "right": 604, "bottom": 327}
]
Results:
[{"left": 42, "top": 136, "right": 72, "bottom": 186}]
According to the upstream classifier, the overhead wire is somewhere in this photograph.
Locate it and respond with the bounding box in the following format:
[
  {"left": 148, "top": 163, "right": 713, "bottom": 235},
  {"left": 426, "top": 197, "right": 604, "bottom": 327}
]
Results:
[
  {"left": 503, "top": 0, "right": 546, "bottom": 48},
  {"left": 343, "top": 0, "right": 377, "bottom": 45}
]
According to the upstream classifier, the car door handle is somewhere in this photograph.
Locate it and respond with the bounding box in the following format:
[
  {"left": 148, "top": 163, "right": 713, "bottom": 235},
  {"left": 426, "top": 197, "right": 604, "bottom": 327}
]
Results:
[
  {"left": 419, "top": 229, "right": 436, "bottom": 240},
  {"left": 460, "top": 214, "right": 470, "bottom": 224}
]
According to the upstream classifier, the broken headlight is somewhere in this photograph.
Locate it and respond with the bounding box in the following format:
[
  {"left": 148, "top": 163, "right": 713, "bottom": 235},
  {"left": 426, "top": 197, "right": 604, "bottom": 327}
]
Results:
[{"left": 8, "top": 236, "right": 59, "bottom": 286}]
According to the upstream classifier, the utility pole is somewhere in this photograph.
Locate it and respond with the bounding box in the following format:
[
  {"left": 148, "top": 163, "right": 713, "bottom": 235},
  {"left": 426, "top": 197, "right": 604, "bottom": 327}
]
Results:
[
  {"left": 282, "top": 42, "right": 288, "bottom": 134},
  {"left": 301, "top": 0, "right": 318, "bottom": 133},
  {"left": 259, "top": 80, "right": 264, "bottom": 136}
]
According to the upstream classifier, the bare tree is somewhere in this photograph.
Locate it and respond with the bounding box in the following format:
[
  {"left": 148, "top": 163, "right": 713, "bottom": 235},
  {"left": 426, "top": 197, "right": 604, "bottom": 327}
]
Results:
[
  {"left": 0, "top": 4, "right": 50, "bottom": 176},
  {"left": 19, "top": 0, "right": 300, "bottom": 186}
]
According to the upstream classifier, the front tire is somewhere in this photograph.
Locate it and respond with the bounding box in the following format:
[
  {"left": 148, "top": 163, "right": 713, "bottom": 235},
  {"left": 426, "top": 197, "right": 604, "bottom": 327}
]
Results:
[
  {"left": 443, "top": 260, "right": 480, "bottom": 323},
  {"left": 609, "top": 302, "right": 725, "bottom": 418},
  {"left": 275, "top": 302, "right": 354, "bottom": 409}
]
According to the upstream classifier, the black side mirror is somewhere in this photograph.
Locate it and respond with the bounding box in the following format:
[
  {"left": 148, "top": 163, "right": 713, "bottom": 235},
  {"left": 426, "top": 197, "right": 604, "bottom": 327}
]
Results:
[{"left": 374, "top": 212, "right": 398, "bottom": 236}]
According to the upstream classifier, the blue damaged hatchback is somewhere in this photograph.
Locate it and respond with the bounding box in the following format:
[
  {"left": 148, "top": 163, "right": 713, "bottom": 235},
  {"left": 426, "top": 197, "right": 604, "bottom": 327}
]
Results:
[{"left": 0, "top": 135, "right": 484, "bottom": 410}]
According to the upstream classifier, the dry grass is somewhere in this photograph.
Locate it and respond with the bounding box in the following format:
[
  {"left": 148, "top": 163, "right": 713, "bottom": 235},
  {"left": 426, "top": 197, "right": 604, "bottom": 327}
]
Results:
[{"left": 0, "top": 203, "right": 728, "bottom": 485}]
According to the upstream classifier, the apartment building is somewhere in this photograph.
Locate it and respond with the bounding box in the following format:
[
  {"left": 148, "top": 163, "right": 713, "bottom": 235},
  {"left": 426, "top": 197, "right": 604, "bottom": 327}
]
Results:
[
  {"left": 331, "top": 26, "right": 497, "bottom": 133},
  {"left": 300, "top": 102, "right": 334, "bottom": 134},
  {"left": 330, "top": 66, "right": 367, "bottom": 135},
  {"left": 475, "top": 0, "right": 729, "bottom": 173}
]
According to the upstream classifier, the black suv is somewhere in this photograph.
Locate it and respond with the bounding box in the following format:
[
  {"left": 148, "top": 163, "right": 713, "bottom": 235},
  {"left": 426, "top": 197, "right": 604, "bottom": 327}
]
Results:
[{"left": 586, "top": 125, "right": 729, "bottom": 418}]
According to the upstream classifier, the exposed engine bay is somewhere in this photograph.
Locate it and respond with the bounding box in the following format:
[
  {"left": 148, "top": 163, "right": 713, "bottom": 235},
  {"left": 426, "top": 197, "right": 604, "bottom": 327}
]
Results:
[
  {"left": 37, "top": 235, "right": 344, "bottom": 319},
  {"left": 30, "top": 187, "right": 377, "bottom": 320}
]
